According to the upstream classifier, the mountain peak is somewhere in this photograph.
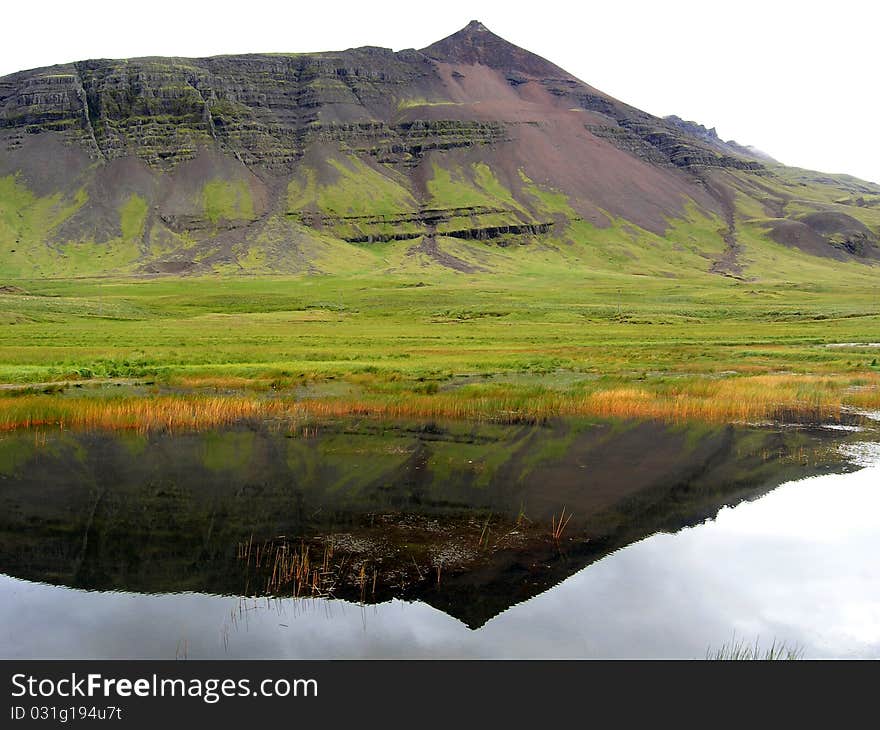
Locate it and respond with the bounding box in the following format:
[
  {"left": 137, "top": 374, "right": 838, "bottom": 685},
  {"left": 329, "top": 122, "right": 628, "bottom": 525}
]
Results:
[
  {"left": 421, "top": 20, "right": 573, "bottom": 79},
  {"left": 464, "top": 20, "right": 490, "bottom": 32}
]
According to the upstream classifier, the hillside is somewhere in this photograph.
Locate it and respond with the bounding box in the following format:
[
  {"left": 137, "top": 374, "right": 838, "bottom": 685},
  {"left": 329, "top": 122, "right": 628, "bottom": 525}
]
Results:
[{"left": 2, "top": 20, "right": 879, "bottom": 279}]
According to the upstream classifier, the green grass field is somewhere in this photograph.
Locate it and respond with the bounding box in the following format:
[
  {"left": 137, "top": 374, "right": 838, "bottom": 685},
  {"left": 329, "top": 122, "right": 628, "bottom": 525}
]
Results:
[{"left": 2, "top": 250, "right": 879, "bottom": 428}]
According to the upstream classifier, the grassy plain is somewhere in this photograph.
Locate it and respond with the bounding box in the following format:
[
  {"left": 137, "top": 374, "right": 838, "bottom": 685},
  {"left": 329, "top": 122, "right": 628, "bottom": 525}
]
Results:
[{"left": 2, "top": 248, "right": 879, "bottom": 429}]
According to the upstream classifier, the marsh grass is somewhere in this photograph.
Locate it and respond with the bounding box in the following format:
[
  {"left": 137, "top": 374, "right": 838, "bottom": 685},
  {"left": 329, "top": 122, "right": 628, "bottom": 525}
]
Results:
[
  {"left": 707, "top": 635, "right": 804, "bottom": 660},
  {"left": 478, "top": 516, "right": 492, "bottom": 548},
  {"left": 551, "top": 507, "right": 573, "bottom": 542},
  {"left": 0, "top": 395, "right": 286, "bottom": 432},
  {"left": 238, "top": 537, "right": 341, "bottom": 598},
  {"left": 1, "top": 372, "right": 877, "bottom": 432}
]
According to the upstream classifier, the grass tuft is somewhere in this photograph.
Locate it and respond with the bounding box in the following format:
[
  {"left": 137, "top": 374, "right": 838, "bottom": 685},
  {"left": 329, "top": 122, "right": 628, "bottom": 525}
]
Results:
[{"left": 707, "top": 635, "right": 804, "bottom": 660}]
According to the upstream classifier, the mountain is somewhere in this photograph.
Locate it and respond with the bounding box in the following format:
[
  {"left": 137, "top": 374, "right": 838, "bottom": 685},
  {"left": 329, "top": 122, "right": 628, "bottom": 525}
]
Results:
[{"left": 1, "top": 20, "right": 879, "bottom": 278}]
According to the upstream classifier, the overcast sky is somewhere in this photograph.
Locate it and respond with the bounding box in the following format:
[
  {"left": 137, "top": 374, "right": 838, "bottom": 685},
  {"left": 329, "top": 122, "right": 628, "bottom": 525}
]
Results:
[{"left": 2, "top": 0, "right": 877, "bottom": 183}]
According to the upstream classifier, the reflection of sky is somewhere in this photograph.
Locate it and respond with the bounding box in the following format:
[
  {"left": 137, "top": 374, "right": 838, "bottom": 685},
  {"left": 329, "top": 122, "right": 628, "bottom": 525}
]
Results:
[{"left": 2, "top": 463, "right": 879, "bottom": 659}]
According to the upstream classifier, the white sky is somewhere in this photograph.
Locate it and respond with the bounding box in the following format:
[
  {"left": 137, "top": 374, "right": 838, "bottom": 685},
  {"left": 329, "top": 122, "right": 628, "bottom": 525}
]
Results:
[{"left": 2, "top": 0, "right": 878, "bottom": 183}]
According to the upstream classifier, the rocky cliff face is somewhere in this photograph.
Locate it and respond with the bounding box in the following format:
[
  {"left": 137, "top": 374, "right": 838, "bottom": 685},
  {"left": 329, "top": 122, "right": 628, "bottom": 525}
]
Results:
[
  {"left": 1, "top": 20, "right": 877, "bottom": 277},
  {"left": 664, "top": 115, "right": 777, "bottom": 163},
  {"left": 1, "top": 48, "right": 442, "bottom": 170}
]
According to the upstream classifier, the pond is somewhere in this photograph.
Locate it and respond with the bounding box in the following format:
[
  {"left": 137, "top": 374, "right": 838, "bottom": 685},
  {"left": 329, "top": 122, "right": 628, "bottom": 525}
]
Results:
[{"left": 0, "top": 416, "right": 877, "bottom": 658}]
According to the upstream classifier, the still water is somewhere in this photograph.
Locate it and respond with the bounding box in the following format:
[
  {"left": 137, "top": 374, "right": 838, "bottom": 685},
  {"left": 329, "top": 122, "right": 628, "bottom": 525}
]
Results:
[{"left": 0, "top": 417, "right": 877, "bottom": 658}]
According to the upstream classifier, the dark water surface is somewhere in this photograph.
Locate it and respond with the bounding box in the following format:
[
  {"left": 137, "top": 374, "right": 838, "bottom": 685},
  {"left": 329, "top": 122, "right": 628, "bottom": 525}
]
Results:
[{"left": 0, "top": 416, "right": 878, "bottom": 658}]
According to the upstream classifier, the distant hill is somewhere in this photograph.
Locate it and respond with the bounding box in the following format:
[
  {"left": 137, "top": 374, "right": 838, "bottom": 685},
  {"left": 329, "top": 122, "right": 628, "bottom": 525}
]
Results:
[{"left": 2, "top": 19, "right": 879, "bottom": 278}]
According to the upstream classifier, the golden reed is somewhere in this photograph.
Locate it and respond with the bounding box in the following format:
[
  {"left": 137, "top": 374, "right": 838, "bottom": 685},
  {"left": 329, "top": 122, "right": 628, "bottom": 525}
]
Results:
[{"left": 0, "top": 374, "right": 877, "bottom": 432}]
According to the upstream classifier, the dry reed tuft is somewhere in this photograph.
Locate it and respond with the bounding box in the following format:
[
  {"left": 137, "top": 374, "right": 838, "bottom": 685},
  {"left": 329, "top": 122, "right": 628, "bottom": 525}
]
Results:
[
  {"left": 238, "top": 537, "right": 340, "bottom": 598},
  {"left": 551, "top": 507, "right": 573, "bottom": 542}
]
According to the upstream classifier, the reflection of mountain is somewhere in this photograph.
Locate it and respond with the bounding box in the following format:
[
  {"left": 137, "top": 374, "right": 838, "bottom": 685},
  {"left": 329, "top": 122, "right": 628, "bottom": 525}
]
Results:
[{"left": 0, "top": 418, "right": 854, "bottom": 627}]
